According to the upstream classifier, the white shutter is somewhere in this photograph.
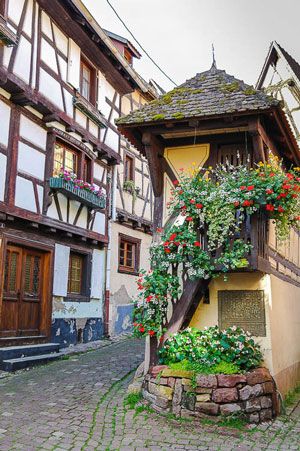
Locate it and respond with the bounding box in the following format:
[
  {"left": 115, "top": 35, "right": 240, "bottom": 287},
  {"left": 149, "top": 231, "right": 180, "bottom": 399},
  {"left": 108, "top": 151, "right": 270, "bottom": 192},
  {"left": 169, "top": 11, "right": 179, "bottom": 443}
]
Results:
[
  {"left": 90, "top": 249, "right": 105, "bottom": 299},
  {"left": 53, "top": 244, "right": 70, "bottom": 296},
  {"left": 67, "top": 38, "right": 80, "bottom": 89}
]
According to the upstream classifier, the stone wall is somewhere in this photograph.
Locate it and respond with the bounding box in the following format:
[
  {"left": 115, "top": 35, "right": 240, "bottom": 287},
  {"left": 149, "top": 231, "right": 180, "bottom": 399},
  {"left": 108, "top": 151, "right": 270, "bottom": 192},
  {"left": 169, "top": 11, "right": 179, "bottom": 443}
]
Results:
[{"left": 142, "top": 366, "right": 277, "bottom": 423}]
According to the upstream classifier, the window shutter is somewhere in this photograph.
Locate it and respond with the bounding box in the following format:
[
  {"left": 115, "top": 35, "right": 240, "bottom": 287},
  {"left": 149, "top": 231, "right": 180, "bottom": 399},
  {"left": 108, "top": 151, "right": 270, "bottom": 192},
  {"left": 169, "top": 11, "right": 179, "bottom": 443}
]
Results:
[
  {"left": 90, "top": 249, "right": 105, "bottom": 299},
  {"left": 67, "top": 38, "right": 80, "bottom": 89},
  {"left": 53, "top": 244, "right": 70, "bottom": 296}
]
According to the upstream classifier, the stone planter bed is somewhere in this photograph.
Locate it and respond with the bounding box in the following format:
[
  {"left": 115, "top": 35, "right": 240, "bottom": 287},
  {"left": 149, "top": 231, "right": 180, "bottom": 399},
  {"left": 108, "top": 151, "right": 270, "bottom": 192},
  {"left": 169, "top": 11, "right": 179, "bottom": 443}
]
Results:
[{"left": 142, "top": 366, "right": 277, "bottom": 424}]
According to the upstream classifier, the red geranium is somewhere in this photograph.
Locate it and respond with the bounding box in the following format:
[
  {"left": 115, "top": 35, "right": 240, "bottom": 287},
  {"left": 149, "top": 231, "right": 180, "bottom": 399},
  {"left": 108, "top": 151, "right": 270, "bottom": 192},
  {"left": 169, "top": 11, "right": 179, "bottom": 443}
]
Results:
[
  {"left": 266, "top": 204, "right": 274, "bottom": 211},
  {"left": 247, "top": 186, "right": 254, "bottom": 191},
  {"left": 186, "top": 217, "right": 193, "bottom": 221},
  {"left": 240, "top": 186, "right": 246, "bottom": 190}
]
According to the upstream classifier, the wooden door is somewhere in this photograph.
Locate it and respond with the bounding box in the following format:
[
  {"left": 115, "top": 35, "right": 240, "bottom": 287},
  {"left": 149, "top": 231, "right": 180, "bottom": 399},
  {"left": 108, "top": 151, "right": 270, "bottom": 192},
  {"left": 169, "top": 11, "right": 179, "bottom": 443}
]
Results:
[{"left": 0, "top": 246, "right": 44, "bottom": 337}]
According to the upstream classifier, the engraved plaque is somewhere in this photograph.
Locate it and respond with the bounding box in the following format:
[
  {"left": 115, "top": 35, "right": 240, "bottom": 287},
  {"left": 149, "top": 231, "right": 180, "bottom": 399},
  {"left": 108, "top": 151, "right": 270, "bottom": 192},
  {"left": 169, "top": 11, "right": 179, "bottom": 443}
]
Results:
[{"left": 218, "top": 290, "right": 266, "bottom": 337}]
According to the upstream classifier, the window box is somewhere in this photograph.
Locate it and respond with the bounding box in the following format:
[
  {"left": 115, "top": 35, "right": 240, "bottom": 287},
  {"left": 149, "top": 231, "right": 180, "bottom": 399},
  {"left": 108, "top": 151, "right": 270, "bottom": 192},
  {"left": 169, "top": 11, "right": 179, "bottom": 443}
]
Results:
[
  {"left": 0, "top": 16, "right": 18, "bottom": 47},
  {"left": 73, "top": 92, "right": 107, "bottom": 128},
  {"left": 49, "top": 177, "right": 106, "bottom": 209}
]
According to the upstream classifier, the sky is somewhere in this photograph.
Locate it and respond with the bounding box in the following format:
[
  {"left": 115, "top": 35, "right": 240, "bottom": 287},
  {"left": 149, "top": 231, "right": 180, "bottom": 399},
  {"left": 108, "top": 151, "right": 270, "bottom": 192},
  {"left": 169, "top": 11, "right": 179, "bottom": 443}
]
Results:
[{"left": 82, "top": 0, "right": 300, "bottom": 92}]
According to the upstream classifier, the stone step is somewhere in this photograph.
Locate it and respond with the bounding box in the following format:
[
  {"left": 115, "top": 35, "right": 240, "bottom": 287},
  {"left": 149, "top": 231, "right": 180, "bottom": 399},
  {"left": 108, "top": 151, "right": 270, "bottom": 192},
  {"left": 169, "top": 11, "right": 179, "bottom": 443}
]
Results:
[
  {"left": 0, "top": 343, "right": 60, "bottom": 361},
  {"left": 1, "top": 352, "right": 64, "bottom": 372}
]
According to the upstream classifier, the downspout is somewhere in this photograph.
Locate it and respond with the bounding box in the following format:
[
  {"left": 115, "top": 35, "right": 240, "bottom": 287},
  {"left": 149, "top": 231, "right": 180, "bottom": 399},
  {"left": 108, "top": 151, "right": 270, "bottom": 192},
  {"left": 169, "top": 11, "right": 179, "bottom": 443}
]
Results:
[{"left": 104, "top": 164, "right": 117, "bottom": 336}]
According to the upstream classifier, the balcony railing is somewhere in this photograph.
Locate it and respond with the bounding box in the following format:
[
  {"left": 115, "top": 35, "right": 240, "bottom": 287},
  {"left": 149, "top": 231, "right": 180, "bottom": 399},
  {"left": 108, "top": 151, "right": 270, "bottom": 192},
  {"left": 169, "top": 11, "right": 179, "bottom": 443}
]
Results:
[
  {"left": 73, "top": 92, "right": 107, "bottom": 129},
  {"left": 49, "top": 178, "right": 106, "bottom": 209},
  {"left": 0, "top": 16, "right": 18, "bottom": 47}
]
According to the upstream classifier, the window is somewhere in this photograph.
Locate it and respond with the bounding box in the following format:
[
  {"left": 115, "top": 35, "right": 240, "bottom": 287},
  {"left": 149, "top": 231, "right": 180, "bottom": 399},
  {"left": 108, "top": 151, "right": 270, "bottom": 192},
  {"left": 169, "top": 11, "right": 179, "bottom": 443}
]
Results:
[
  {"left": 53, "top": 143, "right": 78, "bottom": 177},
  {"left": 118, "top": 234, "right": 141, "bottom": 275},
  {"left": 68, "top": 253, "right": 82, "bottom": 294},
  {"left": 124, "top": 48, "right": 133, "bottom": 66},
  {"left": 67, "top": 252, "right": 91, "bottom": 301},
  {"left": 124, "top": 154, "right": 134, "bottom": 183},
  {"left": 53, "top": 142, "right": 91, "bottom": 182},
  {"left": 80, "top": 58, "right": 96, "bottom": 105}
]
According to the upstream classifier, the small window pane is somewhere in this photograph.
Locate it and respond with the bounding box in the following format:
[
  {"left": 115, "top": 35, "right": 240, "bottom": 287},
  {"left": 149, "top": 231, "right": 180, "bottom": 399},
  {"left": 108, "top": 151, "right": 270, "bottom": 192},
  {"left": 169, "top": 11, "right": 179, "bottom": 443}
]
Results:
[
  {"left": 68, "top": 254, "right": 82, "bottom": 295},
  {"left": 53, "top": 145, "right": 64, "bottom": 176}
]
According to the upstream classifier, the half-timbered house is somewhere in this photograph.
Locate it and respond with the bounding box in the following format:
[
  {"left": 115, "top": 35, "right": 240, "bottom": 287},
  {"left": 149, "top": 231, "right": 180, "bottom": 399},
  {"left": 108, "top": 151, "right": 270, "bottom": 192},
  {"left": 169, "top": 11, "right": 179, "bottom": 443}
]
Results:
[
  {"left": 0, "top": 0, "right": 155, "bottom": 366},
  {"left": 117, "top": 64, "right": 300, "bottom": 395}
]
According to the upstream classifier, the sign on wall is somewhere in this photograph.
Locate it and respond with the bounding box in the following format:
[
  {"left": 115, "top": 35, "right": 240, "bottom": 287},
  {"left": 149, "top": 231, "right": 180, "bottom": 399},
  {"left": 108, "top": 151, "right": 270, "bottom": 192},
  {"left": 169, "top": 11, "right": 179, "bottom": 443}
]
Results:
[{"left": 218, "top": 290, "right": 266, "bottom": 336}]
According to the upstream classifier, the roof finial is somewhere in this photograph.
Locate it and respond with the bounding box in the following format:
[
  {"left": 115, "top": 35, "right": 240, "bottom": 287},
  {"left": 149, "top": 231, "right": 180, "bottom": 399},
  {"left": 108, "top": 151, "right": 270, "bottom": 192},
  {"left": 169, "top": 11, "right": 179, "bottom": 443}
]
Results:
[{"left": 211, "top": 43, "right": 217, "bottom": 69}]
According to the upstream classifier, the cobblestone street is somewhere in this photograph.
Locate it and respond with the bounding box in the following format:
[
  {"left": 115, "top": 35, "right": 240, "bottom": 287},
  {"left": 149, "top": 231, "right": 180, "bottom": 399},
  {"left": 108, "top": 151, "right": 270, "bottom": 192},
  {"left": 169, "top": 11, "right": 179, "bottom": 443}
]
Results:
[{"left": 0, "top": 338, "right": 299, "bottom": 451}]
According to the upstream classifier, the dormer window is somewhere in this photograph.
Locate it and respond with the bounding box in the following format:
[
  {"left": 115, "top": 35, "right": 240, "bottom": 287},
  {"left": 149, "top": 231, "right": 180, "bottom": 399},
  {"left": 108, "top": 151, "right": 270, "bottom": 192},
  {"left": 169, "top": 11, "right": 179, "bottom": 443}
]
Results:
[
  {"left": 124, "top": 47, "right": 133, "bottom": 66},
  {"left": 80, "top": 57, "right": 96, "bottom": 105}
]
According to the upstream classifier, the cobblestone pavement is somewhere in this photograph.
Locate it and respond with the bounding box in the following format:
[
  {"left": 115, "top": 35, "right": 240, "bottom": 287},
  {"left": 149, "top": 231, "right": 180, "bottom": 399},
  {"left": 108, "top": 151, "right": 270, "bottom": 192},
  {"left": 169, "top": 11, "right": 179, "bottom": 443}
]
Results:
[{"left": 0, "top": 338, "right": 299, "bottom": 450}]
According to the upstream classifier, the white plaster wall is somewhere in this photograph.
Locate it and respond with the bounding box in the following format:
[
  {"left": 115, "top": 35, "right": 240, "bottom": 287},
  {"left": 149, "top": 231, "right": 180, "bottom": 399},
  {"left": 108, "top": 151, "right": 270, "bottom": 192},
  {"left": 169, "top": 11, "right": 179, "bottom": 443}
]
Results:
[
  {"left": 52, "top": 298, "right": 102, "bottom": 319},
  {"left": 75, "top": 110, "right": 87, "bottom": 129},
  {"left": 39, "top": 68, "right": 63, "bottom": 110},
  {"left": 8, "top": 0, "right": 25, "bottom": 26},
  {"left": 64, "top": 89, "right": 73, "bottom": 117},
  {"left": 89, "top": 121, "right": 98, "bottom": 138},
  {"left": 105, "top": 128, "right": 119, "bottom": 153},
  {"left": 94, "top": 162, "right": 104, "bottom": 180},
  {"left": 0, "top": 154, "right": 7, "bottom": 201},
  {"left": 92, "top": 212, "right": 105, "bottom": 235},
  {"left": 17, "top": 142, "right": 45, "bottom": 180},
  {"left": 41, "top": 10, "right": 53, "bottom": 40},
  {"left": 59, "top": 57, "right": 68, "bottom": 83},
  {"left": 57, "top": 193, "right": 67, "bottom": 222},
  {"left": 2, "top": 46, "right": 13, "bottom": 69},
  {"left": 23, "top": 0, "right": 33, "bottom": 38},
  {"left": 37, "top": 185, "right": 43, "bottom": 212},
  {"left": 15, "top": 176, "right": 36, "bottom": 212},
  {"left": 0, "top": 100, "right": 11, "bottom": 147},
  {"left": 47, "top": 201, "right": 60, "bottom": 220},
  {"left": 13, "top": 36, "right": 31, "bottom": 84},
  {"left": 41, "top": 38, "right": 58, "bottom": 73},
  {"left": 53, "top": 23, "right": 68, "bottom": 56},
  {"left": 68, "top": 199, "right": 81, "bottom": 224},
  {"left": 19, "top": 115, "right": 47, "bottom": 149},
  {"left": 76, "top": 206, "right": 88, "bottom": 229}
]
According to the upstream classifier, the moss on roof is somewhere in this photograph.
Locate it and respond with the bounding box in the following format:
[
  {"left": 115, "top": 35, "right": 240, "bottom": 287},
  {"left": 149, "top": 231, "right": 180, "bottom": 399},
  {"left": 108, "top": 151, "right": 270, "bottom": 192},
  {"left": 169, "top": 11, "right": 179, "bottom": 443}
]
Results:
[{"left": 116, "top": 66, "right": 280, "bottom": 126}]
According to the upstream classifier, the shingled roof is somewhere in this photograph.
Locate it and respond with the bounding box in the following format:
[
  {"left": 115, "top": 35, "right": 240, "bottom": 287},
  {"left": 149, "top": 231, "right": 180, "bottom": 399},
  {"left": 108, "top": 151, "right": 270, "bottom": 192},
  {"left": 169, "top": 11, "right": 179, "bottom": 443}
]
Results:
[{"left": 116, "top": 65, "right": 280, "bottom": 126}]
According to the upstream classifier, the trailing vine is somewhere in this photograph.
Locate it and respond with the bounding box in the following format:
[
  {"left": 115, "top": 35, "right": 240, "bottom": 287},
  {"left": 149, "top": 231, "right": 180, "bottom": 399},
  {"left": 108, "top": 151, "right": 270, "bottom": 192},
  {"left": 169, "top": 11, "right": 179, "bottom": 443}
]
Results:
[{"left": 132, "top": 154, "right": 300, "bottom": 339}]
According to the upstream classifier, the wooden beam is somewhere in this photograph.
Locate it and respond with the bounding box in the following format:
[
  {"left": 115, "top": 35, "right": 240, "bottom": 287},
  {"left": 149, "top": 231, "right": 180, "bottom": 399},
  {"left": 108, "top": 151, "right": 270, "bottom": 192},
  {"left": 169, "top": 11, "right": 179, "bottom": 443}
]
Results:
[
  {"left": 249, "top": 119, "right": 265, "bottom": 163},
  {"left": 142, "top": 132, "right": 164, "bottom": 197}
]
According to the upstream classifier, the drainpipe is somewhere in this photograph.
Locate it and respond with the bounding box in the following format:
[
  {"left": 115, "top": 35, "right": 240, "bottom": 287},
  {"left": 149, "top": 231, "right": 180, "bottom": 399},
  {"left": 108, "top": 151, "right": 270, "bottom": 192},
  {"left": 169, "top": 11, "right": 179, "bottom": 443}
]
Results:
[{"left": 104, "top": 164, "right": 117, "bottom": 336}]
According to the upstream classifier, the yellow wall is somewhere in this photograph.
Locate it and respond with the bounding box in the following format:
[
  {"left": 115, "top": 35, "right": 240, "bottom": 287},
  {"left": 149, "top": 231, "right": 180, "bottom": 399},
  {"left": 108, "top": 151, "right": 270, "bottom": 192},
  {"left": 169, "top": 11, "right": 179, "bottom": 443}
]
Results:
[
  {"left": 189, "top": 272, "right": 274, "bottom": 374},
  {"left": 163, "top": 144, "right": 209, "bottom": 224},
  {"left": 268, "top": 274, "right": 300, "bottom": 395}
]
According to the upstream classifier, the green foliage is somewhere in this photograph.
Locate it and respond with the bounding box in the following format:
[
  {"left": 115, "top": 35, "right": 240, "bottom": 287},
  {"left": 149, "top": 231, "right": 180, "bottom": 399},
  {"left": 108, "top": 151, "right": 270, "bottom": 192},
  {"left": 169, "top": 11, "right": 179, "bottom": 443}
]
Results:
[
  {"left": 124, "top": 392, "right": 142, "bottom": 409},
  {"left": 132, "top": 155, "right": 300, "bottom": 339},
  {"left": 191, "top": 374, "right": 197, "bottom": 389},
  {"left": 159, "top": 326, "right": 263, "bottom": 372},
  {"left": 284, "top": 381, "right": 300, "bottom": 406},
  {"left": 172, "top": 112, "right": 184, "bottom": 119},
  {"left": 244, "top": 87, "right": 257, "bottom": 95}
]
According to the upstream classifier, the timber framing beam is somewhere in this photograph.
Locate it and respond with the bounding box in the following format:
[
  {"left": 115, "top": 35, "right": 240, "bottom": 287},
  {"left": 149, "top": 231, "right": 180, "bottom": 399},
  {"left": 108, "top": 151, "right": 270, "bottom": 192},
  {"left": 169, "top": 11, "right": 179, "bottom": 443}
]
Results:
[{"left": 142, "top": 132, "right": 164, "bottom": 197}]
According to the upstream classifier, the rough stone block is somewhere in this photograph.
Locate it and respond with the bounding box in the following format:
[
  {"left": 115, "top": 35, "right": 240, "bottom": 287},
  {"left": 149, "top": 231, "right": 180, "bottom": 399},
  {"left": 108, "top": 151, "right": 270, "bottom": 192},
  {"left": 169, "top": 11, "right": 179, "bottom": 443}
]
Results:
[
  {"left": 248, "top": 412, "right": 260, "bottom": 423},
  {"left": 162, "top": 369, "right": 194, "bottom": 378},
  {"left": 148, "top": 382, "right": 174, "bottom": 400},
  {"left": 151, "top": 365, "right": 168, "bottom": 377},
  {"left": 195, "top": 402, "right": 219, "bottom": 416},
  {"left": 181, "top": 408, "right": 203, "bottom": 420},
  {"left": 239, "top": 384, "right": 263, "bottom": 401},
  {"left": 245, "top": 398, "right": 261, "bottom": 413},
  {"left": 172, "top": 404, "right": 181, "bottom": 417},
  {"left": 220, "top": 403, "right": 242, "bottom": 416},
  {"left": 196, "top": 394, "right": 210, "bottom": 402},
  {"left": 142, "top": 388, "right": 156, "bottom": 405},
  {"left": 246, "top": 368, "right": 272, "bottom": 385},
  {"left": 168, "top": 377, "right": 176, "bottom": 388},
  {"left": 262, "top": 381, "right": 274, "bottom": 394},
  {"left": 182, "top": 378, "right": 191, "bottom": 386},
  {"left": 156, "top": 396, "right": 170, "bottom": 409},
  {"left": 217, "top": 374, "right": 246, "bottom": 387},
  {"left": 151, "top": 404, "right": 170, "bottom": 414},
  {"left": 172, "top": 379, "right": 183, "bottom": 406},
  {"left": 213, "top": 388, "right": 238, "bottom": 403},
  {"left": 194, "top": 387, "right": 212, "bottom": 394},
  {"left": 260, "top": 395, "right": 272, "bottom": 409},
  {"left": 182, "top": 392, "right": 196, "bottom": 411},
  {"left": 150, "top": 377, "right": 168, "bottom": 385},
  {"left": 196, "top": 374, "right": 217, "bottom": 388},
  {"left": 260, "top": 408, "right": 272, "bottom": 421},
  {"left": 127, "top": 382, "right": 141, "bottom": 395}
]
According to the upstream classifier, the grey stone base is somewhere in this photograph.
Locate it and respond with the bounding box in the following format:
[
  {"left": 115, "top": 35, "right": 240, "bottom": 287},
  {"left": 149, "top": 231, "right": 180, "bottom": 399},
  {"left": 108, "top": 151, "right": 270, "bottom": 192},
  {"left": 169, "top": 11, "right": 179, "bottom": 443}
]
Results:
[{"left": 51, "top": 318, "right": 104, "bottom": 347}]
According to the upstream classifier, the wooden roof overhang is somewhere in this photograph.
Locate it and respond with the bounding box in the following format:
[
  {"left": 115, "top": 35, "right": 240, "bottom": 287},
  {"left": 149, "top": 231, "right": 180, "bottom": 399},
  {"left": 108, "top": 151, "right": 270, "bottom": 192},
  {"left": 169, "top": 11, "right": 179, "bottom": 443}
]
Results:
[
  {"left": 37, "top": 0, "right": 151, "bottom": 98},
  {"left": 117, "top": 106, "right": 300, "bottom": 197}
]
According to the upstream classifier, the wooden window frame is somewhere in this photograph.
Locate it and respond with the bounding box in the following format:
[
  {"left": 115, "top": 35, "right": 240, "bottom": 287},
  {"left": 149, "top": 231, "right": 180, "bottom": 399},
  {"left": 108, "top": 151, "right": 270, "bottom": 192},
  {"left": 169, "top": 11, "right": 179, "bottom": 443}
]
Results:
[
  {"left": 118, "top": 233, "right": 141, "bottom": 276},
  {"left": 66, "top": 251, "right": 92, "bottom": 302},
  {"left": 54, "top": 140, "right": 92, "bottom": 183},
  {"left": 80, "top": 56, "right": 97, "bottom": 106},
  {"left": 124, "top": 151, "right": 135, "bottom": 184}
]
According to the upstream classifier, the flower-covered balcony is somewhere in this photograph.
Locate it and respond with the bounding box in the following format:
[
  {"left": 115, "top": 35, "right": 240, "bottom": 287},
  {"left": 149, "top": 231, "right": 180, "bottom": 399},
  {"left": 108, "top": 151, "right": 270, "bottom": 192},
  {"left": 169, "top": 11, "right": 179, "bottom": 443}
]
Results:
[{"left": 49, "top": 169, "right": 106, "bottom": 209}]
